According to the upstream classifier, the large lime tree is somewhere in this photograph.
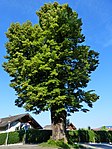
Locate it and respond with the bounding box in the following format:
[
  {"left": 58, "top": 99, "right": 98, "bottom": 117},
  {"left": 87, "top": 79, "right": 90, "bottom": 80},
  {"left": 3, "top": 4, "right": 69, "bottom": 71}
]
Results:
[{"left": 3, "top": 2, "right": 99, "bottom": 142}]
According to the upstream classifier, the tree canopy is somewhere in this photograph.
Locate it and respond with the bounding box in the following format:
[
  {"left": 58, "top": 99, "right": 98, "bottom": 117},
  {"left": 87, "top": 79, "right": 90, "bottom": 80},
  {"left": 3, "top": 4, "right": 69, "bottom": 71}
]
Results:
[{"left": 3, "top": 2, "right": 99, "bottom": 124}]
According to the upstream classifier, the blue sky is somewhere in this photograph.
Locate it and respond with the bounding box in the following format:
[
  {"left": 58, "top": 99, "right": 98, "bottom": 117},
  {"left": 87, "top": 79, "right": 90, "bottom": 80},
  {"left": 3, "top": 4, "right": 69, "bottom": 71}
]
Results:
[{"left": 1, "top": 0, "right": 112, "bottom": 129}]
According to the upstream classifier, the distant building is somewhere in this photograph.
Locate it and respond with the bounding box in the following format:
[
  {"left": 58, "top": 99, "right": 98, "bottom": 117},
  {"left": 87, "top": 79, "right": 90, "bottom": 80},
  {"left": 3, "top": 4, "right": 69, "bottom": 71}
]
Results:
[
  {"left": 66, "top": 123, "right": 77, "bottom": 130},
  {"left": 44, "top": 123, "right": 76, "bottom": 130},
  {"left": 93, "top": 126, "right": 112, "bottom": 131},
  {"left": 0, "top": 113, "right": 42, "bottom": 133},
  {"left": 44, "top": 125, "right": 52, "bottom": 130}
]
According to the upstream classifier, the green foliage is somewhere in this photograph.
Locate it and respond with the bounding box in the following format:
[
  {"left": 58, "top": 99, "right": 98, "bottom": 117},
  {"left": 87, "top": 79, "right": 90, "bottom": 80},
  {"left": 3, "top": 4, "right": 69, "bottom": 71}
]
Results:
[
  {"left": 18, "top": 130, "right": 25, "bottom": 142},
  {"left": 3, "top": 2, "right": 99, "bottom": 141},
  {"left": 0, "top": 133, "right": 6, "bottom": 145},
  {"left": 47, "top": 139, "right": 70, "bottom": 148},
  {"left": 41, "top": 139, "right": 80, "bottom": 149},
  {"left": 0, "top": 129, "right": 112, "bottom": 145},
  {"left": 68, "top": 130, "right": 112, "bottom": 143},
  {"left": 94, "top": 131, "right": 109, "bottom": 143},
  {"left": 3, "top": 1, "right": 99, "bottom": 118},
  {"left": 26, "top": 129, "right": 52, "bottom": 144},
  {"left": 78, "top": 129, "right": 89, "bottom": 142},
  {"left": 8, "top": 131, "right": 21, "bottom": 144},
  {"left": 88, "top": 130, "right": 95, "bottom": 142},
  {"left": 0, "top": 130, "right": 51, "bottom": 145},
  {"left": 0, "top": 131, "right": 24, "bottom": 145},
  {"left": 108, "top": 131, "right": 112, "bottom": 143},
  {"left": 100, "top": 126, "right": 108, "bottom": 131},
  {"left": 67, "top": 130, "right": 79, "bottom": 144},
  {"left": 68, "top": 129, "right": 95, "bottom": 143}
]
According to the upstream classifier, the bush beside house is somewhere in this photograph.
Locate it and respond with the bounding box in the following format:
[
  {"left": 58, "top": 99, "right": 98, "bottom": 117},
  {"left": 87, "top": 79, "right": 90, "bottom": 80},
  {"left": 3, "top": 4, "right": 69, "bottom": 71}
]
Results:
[
  {"left": 26, "top": 129, "right": 52, "bottom": 144},
  {"left": 0, "top": 131, "right": 24, "bottom": 145},
  {"left": 0, "top": 133, "right": 6, "bottom": 145},
  {"left": 0, "top": 129, "right": 112, "bottom": 145},
  {"left": 68, "top": 130, "right": 112, "bottom": 144},
  {"left": 8, "top": 131, "right": 24, "bottom": 144},
  {"left": 0, "top": 130, "right": 51, "bottom": 145}
]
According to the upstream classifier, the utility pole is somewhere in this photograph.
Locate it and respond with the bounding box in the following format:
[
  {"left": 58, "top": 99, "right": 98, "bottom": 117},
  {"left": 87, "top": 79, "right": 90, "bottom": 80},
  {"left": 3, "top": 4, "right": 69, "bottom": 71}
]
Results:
[{"left": 5, "top": 121, "right": 10, "bottom": 145}]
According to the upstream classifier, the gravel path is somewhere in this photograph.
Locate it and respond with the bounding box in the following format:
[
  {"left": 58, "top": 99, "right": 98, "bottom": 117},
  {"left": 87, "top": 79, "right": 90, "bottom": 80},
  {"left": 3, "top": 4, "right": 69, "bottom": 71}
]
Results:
[{"left": 0, "top": 144, "right": 58, "bottom": 149}]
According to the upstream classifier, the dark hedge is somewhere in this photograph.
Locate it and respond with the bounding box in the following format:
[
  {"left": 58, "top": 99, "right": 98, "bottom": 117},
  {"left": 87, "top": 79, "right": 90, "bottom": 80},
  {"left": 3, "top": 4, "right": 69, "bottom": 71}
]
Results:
[{"left": 0, "top": 129, "right": 112, "bottom": 145}]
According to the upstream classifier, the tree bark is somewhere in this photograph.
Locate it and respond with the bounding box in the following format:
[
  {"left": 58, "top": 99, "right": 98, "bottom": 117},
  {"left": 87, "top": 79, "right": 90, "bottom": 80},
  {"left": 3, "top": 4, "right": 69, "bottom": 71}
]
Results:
[{"left": 51, "top": 107, "right": 67, "bottom": 143}]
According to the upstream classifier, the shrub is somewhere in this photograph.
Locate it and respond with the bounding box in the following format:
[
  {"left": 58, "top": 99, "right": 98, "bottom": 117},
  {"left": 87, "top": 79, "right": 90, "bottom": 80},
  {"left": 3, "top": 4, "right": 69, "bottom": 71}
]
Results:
[
  {"left": 0, "top": 133, "right": 6, "bottom": 145},
  {"left": 67, "top": 129, "right": 95, "bottom": 143},
  {"left": 78, "top": 129, "right": 89, "bottom": 142},
  {"left": 67, "top": 130, "right": 79, "bottom": 144},
  {"left": 26, "top": 129, "right": 52, "bottom": 144},
  {"left": 0, "top": 129, "right": 51, "bottom": 145},
  {"left": 8, "top": 131, "right": 20, "bottom": 144},
  {"left": 18, "top": 130, "right": 25, "bottom": 142},
  {"left": 108, "top": 131, "right": 112, "bottom": 143},
  {"left": 42, "top": 139, "right": 79, "bottom": 149},
  {"left": 1, "top": 129, "right": 112, "bottom": 145},
  {"left": 88, "top": 130, "right": 95, "bottom": 142},
  {"left": 94, "top": 131, "right": 109, "bottom": 143},
  {"left": 0, "top": 131, "right": 25, "bottom": 145}
]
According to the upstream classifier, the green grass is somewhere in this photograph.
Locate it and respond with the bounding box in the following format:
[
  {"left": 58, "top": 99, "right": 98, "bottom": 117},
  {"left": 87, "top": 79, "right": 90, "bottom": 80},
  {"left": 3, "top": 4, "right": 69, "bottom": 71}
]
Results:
[{"left": 39, "top": 139, "right": 82, "bottom": 149}]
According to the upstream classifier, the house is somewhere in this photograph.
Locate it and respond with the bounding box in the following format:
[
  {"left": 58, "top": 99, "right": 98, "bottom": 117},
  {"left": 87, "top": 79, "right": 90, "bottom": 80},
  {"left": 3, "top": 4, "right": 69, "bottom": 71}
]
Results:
[
  {"left": 0, "top": 113, "right": 42, "bottom": 133},
  {"left": 44, "top": 125, "right": 52, "bottom": 130},
  {"left": 66, "top": 123, "right": 77, "bottom": 130},
  {"left": 92, "top": 126, "right": 112, "bottom": 131},
  {"left": 44, "top": 123, "right": 76, "bottom": 130}
]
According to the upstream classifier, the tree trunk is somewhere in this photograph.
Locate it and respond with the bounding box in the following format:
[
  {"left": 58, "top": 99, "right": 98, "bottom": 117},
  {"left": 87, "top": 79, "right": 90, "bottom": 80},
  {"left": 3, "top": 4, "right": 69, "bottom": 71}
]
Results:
[{"left": 51, "top": 107, "right": 67, "bottom": 143}]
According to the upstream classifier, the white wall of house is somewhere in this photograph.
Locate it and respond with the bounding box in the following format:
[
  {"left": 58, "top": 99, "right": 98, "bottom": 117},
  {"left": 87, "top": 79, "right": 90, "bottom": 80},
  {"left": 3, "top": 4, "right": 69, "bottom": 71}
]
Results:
[
  {"left": 0, "top": 121, "right": 21, "bottom": 133},
  {"left": 0, "top": 121, "right": 31, "bottom": 133},
  {"left": 8, "top": 121, "right": 21, "bottom": 132}
]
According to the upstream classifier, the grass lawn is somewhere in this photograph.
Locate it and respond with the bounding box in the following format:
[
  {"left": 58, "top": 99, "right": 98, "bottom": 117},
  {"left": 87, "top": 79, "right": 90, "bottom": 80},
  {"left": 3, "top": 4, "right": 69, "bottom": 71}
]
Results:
[{"left": 39, "top": 140, "right": 83, "bottom": 149}]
